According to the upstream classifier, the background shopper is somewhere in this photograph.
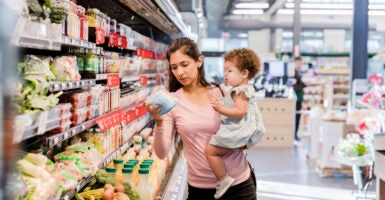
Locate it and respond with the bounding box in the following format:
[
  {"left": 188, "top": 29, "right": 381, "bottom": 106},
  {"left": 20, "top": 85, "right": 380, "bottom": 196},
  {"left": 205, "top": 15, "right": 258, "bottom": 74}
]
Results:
[
  {"left": 145, "top": 37, "right": 257, "bottom": 200},
  {"left": 293, "top": 57, "right": 305, "bottom": 142}
]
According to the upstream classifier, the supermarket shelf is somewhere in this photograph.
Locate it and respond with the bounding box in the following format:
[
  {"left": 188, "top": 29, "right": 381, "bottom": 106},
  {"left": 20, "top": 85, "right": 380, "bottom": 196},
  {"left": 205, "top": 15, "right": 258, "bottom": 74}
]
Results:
[
  {"left": 333, "top": 85, "right": 350, "bottom": 90},
  {"left": 61, "top": 36, "right": 96, "bottom": 49},
  {"left": 13, "top": 35, "right": 97, "bottom": 51},
  {"left": 61, "top": 176, "right": 95, "bottom": 200},
  {"left": 14, "top": 35, "right": 62, "bottom": 51},
  {"left": 49, "top": 80, "right": 96, "bottom": 92},
  {"left": 44, "top": 119, "right": 96, "bottom": 148},
  {"left": 60, "top": 140, "right": 132, "bottom": 200},
  {"left": 99, "top": 140, "right": 133, "bottom": 169},
  {"left": 317, "top": 72, "right": 350, "bottom": 76},
  {"left": 96, "top": 73, "right": 119, "bottom": 80},
  {"left": 277, "top": 51, "right": 376, "bottom": 58},
  {"left": 157, "top": 156, "right": 188, "bottom": 200},
  {"left": 121, "top": 76, "right": 140, "bottom": 83}
]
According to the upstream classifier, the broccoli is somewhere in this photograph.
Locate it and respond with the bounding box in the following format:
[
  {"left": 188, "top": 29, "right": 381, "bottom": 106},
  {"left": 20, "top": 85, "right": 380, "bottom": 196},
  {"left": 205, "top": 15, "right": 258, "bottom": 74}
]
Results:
[
  {"left": 92, "top": 169, "right": 115, "bottom": 189},
  {"left": 123, "top": 183, "right": 141, "bottom": 200}
]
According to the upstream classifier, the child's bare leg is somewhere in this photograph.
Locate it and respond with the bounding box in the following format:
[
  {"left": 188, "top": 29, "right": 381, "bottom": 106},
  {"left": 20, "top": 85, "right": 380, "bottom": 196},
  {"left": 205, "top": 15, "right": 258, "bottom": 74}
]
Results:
[{"left": 205, "top": 144, "right": 232, "bottom": 180}]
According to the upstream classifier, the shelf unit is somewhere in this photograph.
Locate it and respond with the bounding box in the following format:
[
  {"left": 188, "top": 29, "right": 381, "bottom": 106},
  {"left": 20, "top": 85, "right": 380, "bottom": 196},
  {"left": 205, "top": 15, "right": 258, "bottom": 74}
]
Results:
[{"left": 10, "top": 0, "right": 193, "bottom": 199}]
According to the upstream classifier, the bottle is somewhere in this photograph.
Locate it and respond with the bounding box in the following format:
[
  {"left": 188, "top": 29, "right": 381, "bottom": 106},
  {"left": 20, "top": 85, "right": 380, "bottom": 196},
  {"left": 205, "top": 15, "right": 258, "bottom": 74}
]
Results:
[
  {"left": 105, "top": 167, "right": 117, "bottom": 182},
  {"left": 122, "top": 167, "right": 134, "bottom": 187},
  {"left": 114, "top": 159, "right": 124, "bottom": 184},
  {"left": 136, "top": 168, "right": 153, "bottom": 200}
]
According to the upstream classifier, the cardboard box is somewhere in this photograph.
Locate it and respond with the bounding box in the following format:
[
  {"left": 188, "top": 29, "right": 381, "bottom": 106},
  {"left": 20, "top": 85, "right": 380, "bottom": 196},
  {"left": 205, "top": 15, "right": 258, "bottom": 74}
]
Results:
[
  {"left": 316, "top": 120, "right": 357, "bottom": 168},
  {"left": 255, "top": 98, "right": 296, "bottom": 147},
  {"left": 307, "top": 117, "right": 322, "bottom": 160}
]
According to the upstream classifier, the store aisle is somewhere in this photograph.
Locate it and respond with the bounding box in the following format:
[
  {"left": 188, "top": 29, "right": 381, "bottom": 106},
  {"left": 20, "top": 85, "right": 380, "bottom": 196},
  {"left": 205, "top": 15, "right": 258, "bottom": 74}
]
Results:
[{"left": 246, "top": 142, "right": 377, "bottom": 200}]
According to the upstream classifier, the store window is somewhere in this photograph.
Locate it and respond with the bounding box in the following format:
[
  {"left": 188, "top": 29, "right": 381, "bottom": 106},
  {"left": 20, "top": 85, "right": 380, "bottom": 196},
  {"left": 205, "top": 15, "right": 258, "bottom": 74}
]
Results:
[
  {"left": 345, "top": 30, "right": 385, "bottom": 53},
  {"left": 200, "top": 37, "right": 247, "bottom": 83},
  {"left": 281, "top": 29, "right": 323, "bottom": 53}
]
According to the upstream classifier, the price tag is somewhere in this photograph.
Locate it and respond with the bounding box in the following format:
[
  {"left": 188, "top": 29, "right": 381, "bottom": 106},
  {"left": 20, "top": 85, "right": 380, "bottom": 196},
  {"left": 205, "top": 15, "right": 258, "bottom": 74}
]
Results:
[
  {"left": 64, "top": 132, "right": 69, "bottom": 139},
  {"left": 96, "top": 28, "right": 105, "bottom": 44},
  {"left": 37, "top": 111, "right": 49, "bottom": 135},
  {"left": 76, "top": 184, "right": 81, "bottom": 191},
  {"left": 139, "top": 75, "right": 148, "bottom": 86},
  {"left": 62, "top": 195, "right": 69, "bottom": 200},
  {"left": 107, "top": 74, "right": 120, "bottom": 88},
  {"left": 54, "top": 137, "right": 59, "bottom": 145},
  {"left": 13, "top": 116, "right": 28, "bottom": 143}
]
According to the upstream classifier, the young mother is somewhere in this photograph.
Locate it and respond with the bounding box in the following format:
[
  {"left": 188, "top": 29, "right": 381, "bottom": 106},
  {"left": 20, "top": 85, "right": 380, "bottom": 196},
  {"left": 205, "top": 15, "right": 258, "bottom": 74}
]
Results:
[{"left": 145, "top": 37, "right": 257, "bottom": 200}]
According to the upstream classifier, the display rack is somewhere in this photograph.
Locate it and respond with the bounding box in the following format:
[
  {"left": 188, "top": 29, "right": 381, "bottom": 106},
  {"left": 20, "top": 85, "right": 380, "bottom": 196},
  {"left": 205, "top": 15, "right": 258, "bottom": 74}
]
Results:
[
  {"left": 157, "top": 156, "right": 188, "bottom": 200},
  {"left": 49, "top": 80, "right": 96, "bottom": 92},
  {"left": 10, "top": 0, "right": 193, "bottom": 198}
]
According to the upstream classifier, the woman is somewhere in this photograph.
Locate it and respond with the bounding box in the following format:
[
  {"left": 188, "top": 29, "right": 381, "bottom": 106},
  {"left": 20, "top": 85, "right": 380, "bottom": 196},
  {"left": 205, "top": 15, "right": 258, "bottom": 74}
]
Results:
[{"left": 145, "top": 37, "right": 257, "bottom": 200}]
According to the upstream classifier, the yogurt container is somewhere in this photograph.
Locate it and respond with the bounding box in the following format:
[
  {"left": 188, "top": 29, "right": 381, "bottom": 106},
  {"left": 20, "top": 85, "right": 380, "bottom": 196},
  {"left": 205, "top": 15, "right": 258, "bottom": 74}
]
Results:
[{"left": 147, "top": 86, "right": 178, "bottom": 115}]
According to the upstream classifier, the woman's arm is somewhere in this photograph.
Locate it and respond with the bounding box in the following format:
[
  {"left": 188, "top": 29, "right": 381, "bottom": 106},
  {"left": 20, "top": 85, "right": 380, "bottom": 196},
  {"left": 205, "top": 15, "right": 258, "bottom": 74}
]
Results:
[{"left": 210, "top": 92, "right": 248, "bottom": 119}]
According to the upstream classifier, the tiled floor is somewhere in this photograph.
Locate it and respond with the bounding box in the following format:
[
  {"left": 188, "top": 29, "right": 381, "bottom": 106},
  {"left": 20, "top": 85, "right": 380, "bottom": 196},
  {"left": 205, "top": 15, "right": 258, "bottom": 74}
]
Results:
[{"left": 246, "top": 142, "right": 377, "bottom": 200}]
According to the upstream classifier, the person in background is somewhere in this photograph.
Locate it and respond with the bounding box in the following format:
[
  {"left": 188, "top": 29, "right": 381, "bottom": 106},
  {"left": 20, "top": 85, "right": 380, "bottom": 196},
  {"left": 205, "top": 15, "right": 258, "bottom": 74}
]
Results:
[
  {"left": 205, "top": 48, "right": 265, "bottom": 199},
  {"left": 293, "top": 57, "right": 306, "bottom": 142},
  {"left": 145, "top": 38, "right": 257, "bottom": 200}
]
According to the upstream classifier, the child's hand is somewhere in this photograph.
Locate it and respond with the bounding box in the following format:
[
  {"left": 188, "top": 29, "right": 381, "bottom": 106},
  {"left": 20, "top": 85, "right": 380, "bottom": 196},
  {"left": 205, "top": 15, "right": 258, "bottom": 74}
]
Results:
[{"left": 210, "top": 97, "right": 221, "bottom": 111}]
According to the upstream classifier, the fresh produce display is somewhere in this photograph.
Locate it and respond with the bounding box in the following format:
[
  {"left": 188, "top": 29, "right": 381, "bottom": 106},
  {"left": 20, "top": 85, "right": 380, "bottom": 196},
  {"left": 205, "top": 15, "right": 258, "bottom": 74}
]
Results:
[{"left": 16, "top": 55, "right": 62, "bottom": 114}]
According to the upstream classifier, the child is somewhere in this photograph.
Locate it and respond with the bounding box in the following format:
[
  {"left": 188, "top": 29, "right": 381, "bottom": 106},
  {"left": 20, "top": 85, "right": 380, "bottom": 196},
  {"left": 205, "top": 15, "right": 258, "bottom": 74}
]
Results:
[{"left": 205, "top": 48, "right": 265, "bottom": 199}]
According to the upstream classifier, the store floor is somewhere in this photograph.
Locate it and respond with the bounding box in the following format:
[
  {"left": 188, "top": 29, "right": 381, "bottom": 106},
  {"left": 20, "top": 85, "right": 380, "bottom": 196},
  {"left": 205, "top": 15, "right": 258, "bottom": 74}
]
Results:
[{"left": 246, "top": 141, "right": 377, "bottom": 200}]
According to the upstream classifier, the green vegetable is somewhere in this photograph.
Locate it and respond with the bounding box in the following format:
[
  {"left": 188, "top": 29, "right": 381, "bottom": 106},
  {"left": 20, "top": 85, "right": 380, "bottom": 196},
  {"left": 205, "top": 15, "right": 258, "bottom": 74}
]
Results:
[
  {"left": 92, "top": 169, "right": 115, "bottom": 189},
  {"left": 356, "top": 143, "right": 367, "bottom": 156},
  {"left": 123, "top": 182, "right": 141, "bottom": 200},
  {"left": 23, "top": 153, "right": 47, "bottom": 167}
]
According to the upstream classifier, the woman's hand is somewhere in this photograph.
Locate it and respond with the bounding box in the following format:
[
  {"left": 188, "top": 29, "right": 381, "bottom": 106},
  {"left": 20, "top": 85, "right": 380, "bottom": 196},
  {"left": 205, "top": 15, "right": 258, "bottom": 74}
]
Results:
[{"left": 144, "top": 101, "right": 163, "bottom": 126}]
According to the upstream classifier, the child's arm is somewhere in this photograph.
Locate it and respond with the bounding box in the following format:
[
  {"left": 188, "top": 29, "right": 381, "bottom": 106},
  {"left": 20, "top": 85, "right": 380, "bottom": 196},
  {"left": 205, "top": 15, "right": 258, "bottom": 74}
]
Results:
[{"left": 210, "top": 92, "right": 248, "bottom": 119}]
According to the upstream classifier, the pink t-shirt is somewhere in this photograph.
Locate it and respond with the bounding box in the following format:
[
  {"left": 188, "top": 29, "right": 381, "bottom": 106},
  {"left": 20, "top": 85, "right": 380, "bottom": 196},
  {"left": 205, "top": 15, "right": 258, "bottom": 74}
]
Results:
[{"left": 154, "top": 87, "right": 250, "bottom": 188}]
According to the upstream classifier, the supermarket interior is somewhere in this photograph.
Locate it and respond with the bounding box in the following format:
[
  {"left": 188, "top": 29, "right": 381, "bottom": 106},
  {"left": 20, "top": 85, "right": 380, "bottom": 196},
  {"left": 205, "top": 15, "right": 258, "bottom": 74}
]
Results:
[{"left": 1, "top": 0, "right": 385, "bottom": 199}]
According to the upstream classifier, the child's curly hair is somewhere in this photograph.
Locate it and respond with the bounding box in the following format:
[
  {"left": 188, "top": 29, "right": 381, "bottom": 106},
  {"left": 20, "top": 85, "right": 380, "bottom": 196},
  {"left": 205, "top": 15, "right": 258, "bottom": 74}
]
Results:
[{"left": 223, "top": 48, "right": 261, "bottom": 79}]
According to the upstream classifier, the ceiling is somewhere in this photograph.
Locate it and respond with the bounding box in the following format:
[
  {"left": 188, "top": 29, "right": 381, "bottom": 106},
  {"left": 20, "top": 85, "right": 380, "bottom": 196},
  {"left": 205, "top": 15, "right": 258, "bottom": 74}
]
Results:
[{"left": 175, "top": 0, "right": 385, "bottom": 39}]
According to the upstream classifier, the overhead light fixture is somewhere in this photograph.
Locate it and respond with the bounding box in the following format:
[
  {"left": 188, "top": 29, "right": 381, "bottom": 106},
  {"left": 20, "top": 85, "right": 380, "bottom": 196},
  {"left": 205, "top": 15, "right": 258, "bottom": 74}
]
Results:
[
  {"left": 238, "top": 33, "right": 248, "bottom": 38},
  {"left": 235, "top": 3, "right": 269, "bottom": 9},
  {"left": 301, "top": 9, "right": 352, "bottom": 15},
  {"left": 285, "top": 2, "right": 385, "bottom": 10},
  {"left": 285, "top": 3, "right": 353, "bottom": 9},
  {"left": 369, "top": 4, "right": 385, "bottom": 9},
  {"left": 369, "top": 10, "right": 385, "bottom": 16},
  {"left": 278, "top": 9, "right": 352, "bottom": 15},
  {"left": 277, "top": 9, "right": 294, "bottom": 15},
  {"left": 232, "top": 9, "right": 264, "bottom": 15}
]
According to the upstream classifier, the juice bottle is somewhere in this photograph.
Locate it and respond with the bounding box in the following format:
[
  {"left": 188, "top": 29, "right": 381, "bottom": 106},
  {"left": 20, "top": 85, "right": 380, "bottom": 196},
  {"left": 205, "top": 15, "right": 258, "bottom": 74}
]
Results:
[
  {"left": 105, "top": 167, "right": 117, "bottom": 182},
  {"left": 114, "top": 159, "right": 124, "bottom": 184},
  {"left": 122, "top": 167, "right": 134, "bottom": 187},
  {"left": 136, "top": 168, "right": 153, "bottom": 200}
]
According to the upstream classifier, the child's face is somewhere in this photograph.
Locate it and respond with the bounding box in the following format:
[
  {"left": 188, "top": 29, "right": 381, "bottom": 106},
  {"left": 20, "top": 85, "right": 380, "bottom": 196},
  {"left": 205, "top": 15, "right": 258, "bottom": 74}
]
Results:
[{"left": 223, "top": 60, "right": 248, "bottom": 87}]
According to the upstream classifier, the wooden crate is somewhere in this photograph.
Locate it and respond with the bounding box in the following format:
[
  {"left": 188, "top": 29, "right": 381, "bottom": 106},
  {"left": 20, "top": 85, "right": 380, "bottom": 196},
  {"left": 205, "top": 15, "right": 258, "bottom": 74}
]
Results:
[
  {"left": 315, "top": 164, "right": 353, "bottom": 178},
  {"left": 254, "top": 98, "right": 296, "bottom": 147}
]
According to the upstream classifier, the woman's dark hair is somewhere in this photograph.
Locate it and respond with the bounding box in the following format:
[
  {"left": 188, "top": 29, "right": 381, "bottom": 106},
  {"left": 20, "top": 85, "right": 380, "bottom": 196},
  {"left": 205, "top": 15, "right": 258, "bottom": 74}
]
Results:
[
  {"left": 223, "top": 48, "right": 261, "bottom": 79},
  {"left": 166, "top": 37, "right": 210, "bottom": 92}
]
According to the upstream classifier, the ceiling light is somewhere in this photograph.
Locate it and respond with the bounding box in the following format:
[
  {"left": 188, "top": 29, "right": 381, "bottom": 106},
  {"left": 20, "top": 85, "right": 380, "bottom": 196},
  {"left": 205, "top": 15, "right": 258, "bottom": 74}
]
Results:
[
  {"left": 369, "top": 4, "right": 385, "bottom": 9},
  {"left": 235, "top": 3, "right": 269, "bottom": 9},
  {"left": 238, "top": 33, "right": 248, "bottom": 38},
  {"left": 301, "top": 9, "right": 352, "bottom": 15},
  {"left": 277, "top": 9, "right": 294, "bottom": 15},
  {"left": 278, "top": 9, "right": 353, "bottom": 15},
  {"left": 285, "top": 3, "right": 353, "bottom": 9},
  {"left": 369, "top": 10, "right": 385, "bottom": 16},
  {"left": 232, "top": 9, "right": 264, "bottom": 15},
  {"left": 285, "top": 2, "right": 385, "bottom": 10}
]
